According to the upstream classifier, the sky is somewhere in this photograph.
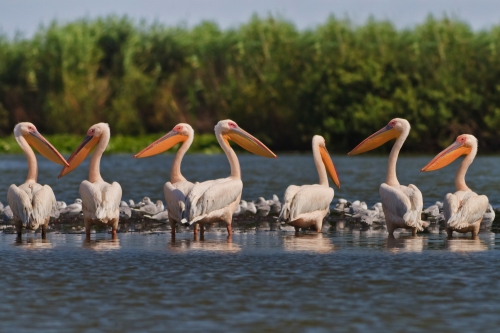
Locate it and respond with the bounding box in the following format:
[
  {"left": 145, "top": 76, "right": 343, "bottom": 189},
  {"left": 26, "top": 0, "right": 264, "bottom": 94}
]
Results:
[{"left": 1, "top": 0, "right": 500, "bottom": 37}]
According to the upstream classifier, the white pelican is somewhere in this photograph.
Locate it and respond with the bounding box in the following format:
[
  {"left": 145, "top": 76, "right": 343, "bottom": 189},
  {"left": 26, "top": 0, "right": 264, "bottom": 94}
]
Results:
[
  {"left": 278, "top": 135, "right": 340, "bottom": 232},
  {"left": 134, "top": 123, "right": 195, "bottom": 237},
  {"left": 421, "top": 134, "right": 488, "bottom": 237},
  {"left": 58, "top": 123, "right": 122, "bottom": 239},
  {"left": 181, "top": 119, "right": 276, "bottom": 235},
  {"left": 348, "top": 118, "right": 426, "bottom": 236},
  {"left": 8, "top": 122, "right": 69, "bottom": 237}
]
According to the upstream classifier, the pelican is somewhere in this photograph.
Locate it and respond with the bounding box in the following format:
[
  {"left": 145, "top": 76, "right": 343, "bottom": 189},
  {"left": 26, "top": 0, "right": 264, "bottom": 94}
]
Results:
[
  {"left": 348, "top": 118, "right": 426, "bottom": 236},
  {"left": 134, "top": 123, "right": 194, "bottom": 237},
  {"left": 421, "top": 134, "right": 488, "bottom": 237},
  {"left": 278, "top": 135, "right": 340, "bottom": 232},
  {"left": 8, "top": 123, "right": 69, "bottom": 237},
  {"left": 58, "top": 123, "right": 122, "bottom": 239},
  {"left": 181, "top": 119, "right": 276, "bottom": 235}
]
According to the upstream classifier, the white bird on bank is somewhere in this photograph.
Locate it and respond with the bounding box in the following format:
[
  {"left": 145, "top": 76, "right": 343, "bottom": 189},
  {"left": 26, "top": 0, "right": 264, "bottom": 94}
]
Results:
[
  {"left": 279, "top": 135, "right": 340, "bottom": 232},
  {"left": 8, "top": 123, "right": 69, "bottom": 237},
  {"left": 134, "top": 123, "right": 195, "bottom": 237},
  {"left": 58, "top": 123, "right": 122, "bottom": 239},
  {"left": 421, "top": 134, "right": 488, "bottom": 237},
  {"left": 181, "top": 119, "right": 277, "bottom": 235},
  {"left": 60, "top": 199, "right": 83, "bottom": 216},
  {"left": 349, "top": 118, "right": 427, "bottom": 236}
]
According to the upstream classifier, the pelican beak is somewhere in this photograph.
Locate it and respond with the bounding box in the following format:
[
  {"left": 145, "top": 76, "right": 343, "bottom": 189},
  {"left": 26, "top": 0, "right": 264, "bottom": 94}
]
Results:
[
  {"left": 25, "top": 131, "right": 69, "bottom": 167},
  {"left": 320, "top": 145, "right": 340, "bottom": 188},
  {"left": 421, "top": 141, "right": 471, "bottom": 172},
  {"left": 133, "top": 131, "right": 185, "bottom": 158},
  {"left": 348, "top": 125, "right": 399, "bottom": 155},
  {"left": 58, "top": 135, "right": 100, "bottom": 178},
  {"left": 225, "top": 127, "right": 277, "bottom": 158}
]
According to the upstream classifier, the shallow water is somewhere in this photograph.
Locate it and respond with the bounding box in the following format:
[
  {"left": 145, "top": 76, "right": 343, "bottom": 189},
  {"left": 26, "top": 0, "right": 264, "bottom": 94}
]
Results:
[
  {"left": 2, "top": 154, "right": 500, "bottom": 332},
  {"left": 1, "top": 230, "right": 500, "bottom": 332},
  {"left": 1, "top": 153, "right": 499, "bottom": 206}
]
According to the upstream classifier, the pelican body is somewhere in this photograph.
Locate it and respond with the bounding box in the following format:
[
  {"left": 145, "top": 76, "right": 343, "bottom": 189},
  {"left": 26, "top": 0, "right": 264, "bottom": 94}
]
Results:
[
  {"left": 58, "top": 123, "right": 122, "bottom": 239},
  {"left": 134, "top": 123, "right": 194, "bottom": 237},
  {"left": 279, "top": 135, "right": 340, "bottom": 232},
  {"left": 421, "top": 134, "right": 488, "bottom": 237},
  {"left": 8, "top": 123, "right": 69, "bottom": 237},
  {"left": 348, "top": 118, "right": 426, "bottom": 236},
  {"left": 181, "top": 119, "right": 276, "bottom": 235}
]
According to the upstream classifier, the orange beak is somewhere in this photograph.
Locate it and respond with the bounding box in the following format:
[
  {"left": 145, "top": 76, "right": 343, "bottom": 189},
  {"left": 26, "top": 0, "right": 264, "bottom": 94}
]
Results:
[
  {"left": 348, "top": 125, "right": 399, "bottom": 155},
  {"left": 25, "top": 131, "right": 69, "bottom": 167},
  {"left": 58, "top": 134, "right": 100, "bottom": 178},
  {"left": 133, "top": 131, "right": 186, "bottom": 158},
  {"left": 320, "top": 145, "right": 340, "bottom": 188},
  {"left": 421, "top": 141, "right": 472, "bottom": 172},
  {"left": 224, "top": 127, "right": 277, "bottom": 158}
]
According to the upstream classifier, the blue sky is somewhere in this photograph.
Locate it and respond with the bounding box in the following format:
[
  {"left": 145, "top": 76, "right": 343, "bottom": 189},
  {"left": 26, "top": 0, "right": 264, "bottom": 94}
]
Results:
[{"left": 1, "top": 0, "right": 500, "bottom": 37}]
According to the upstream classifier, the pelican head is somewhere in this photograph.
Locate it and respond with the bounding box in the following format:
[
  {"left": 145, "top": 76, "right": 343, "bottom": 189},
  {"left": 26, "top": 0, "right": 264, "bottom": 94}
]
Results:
[
  {"left": 14, "top": 122, "right": 69, "bottom": 166},
  {"left": 215, "top": 119, "right": 276, "bottom": 158},
  {"left": 58, "top": 123, "right": 109, "bottom": 178},
  {"left": 313, "top": 135, "right": 340, "bottom": 188},
  {"left": 134, "top": 123, "right": 194, "bottom": 158},
  {"left": 348, "top": 118, "right": 410, "bottom": 155},
  {"left": 421, "top": 134, "right": 476, "bottom": 172}
]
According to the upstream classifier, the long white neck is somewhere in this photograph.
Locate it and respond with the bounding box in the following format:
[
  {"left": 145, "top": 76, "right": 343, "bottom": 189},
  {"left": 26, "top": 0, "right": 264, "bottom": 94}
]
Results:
[
  {"left": 386, "top": 128, "right": 409, "bottom": 187},
  {"left": 455, "top": 143, "right": 476, "bottom": 192},
  {"left": 17, "top": 135, "right": 37, "bottom": 183},
  {"left": 170, "top": 132, "right": 193, "bottom": 183},
  {"left": 312, "top": 142, "right": 328, "bottom": 186},
  {"left": 89, "top": 130, "right": 110, "bottom": 183},
  {"left": 216, "top": 128, "right": 240, "bottom": 179}
]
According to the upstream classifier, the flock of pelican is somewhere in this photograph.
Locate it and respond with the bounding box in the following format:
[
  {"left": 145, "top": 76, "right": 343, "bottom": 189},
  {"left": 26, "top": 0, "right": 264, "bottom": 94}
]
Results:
[{"left": 6, "top": 117, "right": 490, "bottom": 241}]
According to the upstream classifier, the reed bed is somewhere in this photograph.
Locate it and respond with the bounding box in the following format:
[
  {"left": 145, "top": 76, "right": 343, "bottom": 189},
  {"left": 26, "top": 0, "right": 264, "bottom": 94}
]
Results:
[{"left": 1, "top": 15, "right": 499, "bottom": 152}]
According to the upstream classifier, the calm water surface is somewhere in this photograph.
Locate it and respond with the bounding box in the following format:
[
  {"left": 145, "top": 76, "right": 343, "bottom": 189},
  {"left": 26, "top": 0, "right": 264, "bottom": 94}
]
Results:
[
  {"left": 1, "top": 231, "right": 500, "bottom": 332},
  {"left": 1, "top": 154, "right": 500, "bottom": 332}
]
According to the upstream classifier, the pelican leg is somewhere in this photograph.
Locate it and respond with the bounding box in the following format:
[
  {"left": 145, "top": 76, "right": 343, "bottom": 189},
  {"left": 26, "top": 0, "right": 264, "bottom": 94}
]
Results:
[
  {"left": 170, "top": 220, "right": 176, "bottom": 239},
  {"left": 41, "top": 225, "right": 47, "bottom": 238},
  {"left": 227, "top": 224, "right": 233, "bottom": 235},
  {"left": 84, "top": 218, "right": 92, "bottom": 240},
  {"left": 316, "top": 220, "right": 323, "bottom": 233},
  {"left": 193, "top": 223, "right": 199, "bottom": 237},
  {"left": 15, "top": 220, "right": 22, "bottom": 238},
  {"left": 412, "top": 227, "right": 417, "bottom": 237},
  {"left": 472, "top": 219, "right": 482, "bottom": 238},
  {"left": 200, "top": 224, "right": 205, "bottom": 237},
  {"left": 446, "top": 228, "right": 453, "bottom": 238},
  {"left": 386, "top": 223, "right": 395, "bottom": 236}
]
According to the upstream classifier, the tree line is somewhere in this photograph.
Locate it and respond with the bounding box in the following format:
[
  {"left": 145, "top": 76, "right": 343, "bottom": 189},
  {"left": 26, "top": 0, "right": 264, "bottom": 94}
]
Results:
[{"left": 0, "top": 15, "right": 499, "bottom": 152}]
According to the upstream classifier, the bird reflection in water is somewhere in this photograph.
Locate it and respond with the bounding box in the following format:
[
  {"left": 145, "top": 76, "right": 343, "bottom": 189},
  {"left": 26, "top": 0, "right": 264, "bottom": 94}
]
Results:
[
  {"left": 82, "top": 236, "right": 120, "bottom": 251},
  {"left": 169, "top": 234, "right": 240, "bottom": 253},
  {"left": 386, "top": 235, "right": 424, "bottom": 253},
  {"left": 14, "top": 235, "right": 53, "bottom": 249},
  {"left": 445, "top": 237, "right": 487, "bottom": 252},
  {"left": 283, "top": 233, "right": 334, "bottom": 253}
]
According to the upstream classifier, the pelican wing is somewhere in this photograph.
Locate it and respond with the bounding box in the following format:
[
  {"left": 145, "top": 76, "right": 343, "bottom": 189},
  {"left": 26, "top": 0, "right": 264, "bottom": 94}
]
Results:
[
  {"left": 281, "top": 185, "right": 334, "bottom": 222},
  {"left": 447, "top": 192, "right": 489, "bottom": 229},
  {"left": 443, "top": 193, "right": 459, "bottom": 222},
  {"left": 278, "top": 185, "right": 301, "bottom": 222},
  {"left": 32, "top": 185, "right": 56, "bottom": 223},
  {"left": 80, "top": 181, "right": 122, "bottom": 221},
  {"left": 380, "top": 183, "right": 424, "bottom": 230},
  {"left": 185, "top": 178, "right": 242, "bottom": 223},
  {"left": 8, "top": 184, "right": 55, "bottom": 226},
  {"left": 164, "top": 180, "right": 194, "bottom": 223},
  {"left": 8, "top": 185, "right": 33, "bottom": 224}
]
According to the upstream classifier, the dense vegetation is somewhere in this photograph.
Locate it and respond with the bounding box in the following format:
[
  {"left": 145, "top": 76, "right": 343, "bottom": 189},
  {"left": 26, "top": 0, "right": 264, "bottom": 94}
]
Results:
[{"left": 1, "top": 15, "right": 499, "bottom": 153}]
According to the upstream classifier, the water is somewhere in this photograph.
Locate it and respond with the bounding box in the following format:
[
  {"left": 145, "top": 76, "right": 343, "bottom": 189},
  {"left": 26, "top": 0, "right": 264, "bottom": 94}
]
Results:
[
  {"left": 1, "top": 231, "right": 500, "bottom": 332},
  {"left": 2, "top": 153, "right": 500, "bottom": 332},
  {"left": 1, "top": 153, "right": 499, "bottom": 206}
]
